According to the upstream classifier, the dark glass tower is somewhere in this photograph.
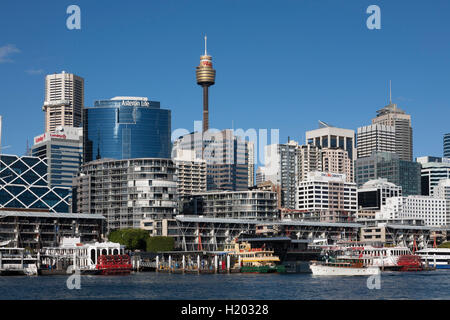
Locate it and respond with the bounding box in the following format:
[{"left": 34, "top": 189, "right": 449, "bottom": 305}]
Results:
[
  {"left": 355, "top": 151, "right": 421, "bottom": 196},
  {"left": 444, "top": 133, "right": 450, "bottom": 158},
  {"left": 83, "top": 97, "right": 171, "bottom": 163}
]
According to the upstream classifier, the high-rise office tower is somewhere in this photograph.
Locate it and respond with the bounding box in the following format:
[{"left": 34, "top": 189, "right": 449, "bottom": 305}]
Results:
[
  {"left": 444, "top": 133, "right": 450, "bottom": 158},
  {"left": 262, "top": 141, "right": 354, "bottom": 208},
  {"left": 42, "top": 71, "right": 84, "bottom": 133},
  {"left": 357, "top": 124, "right": 396, "bottom": 158},
  {"left": 31, "top": 126, "right": 83, "bottom": 189},
  {"left": 297, "top": 144, "right": 322, "bottom": 181},
  {"left": 371, "top": 85, "right": 412, "bottom": 161},
  {"left": 196, "top": 35, "right": 216, "bottom": 133},
  {"left": 83, "top": 97, "right": 171, "bottom": 163},
  {"left": 321, "top": 148, "right": 354, "bottom": 183},
  {"left": 263, "top": 140, "right": 299, "bottom": 209},
  {"left": 172, "top": 130, "right": 249, "bottom": 191},
  {"left": 305, "top": 121, "right": 356, "bottom": 161},
  {"left": 355, "top": 151, "right": 421, "bottom": 196}
]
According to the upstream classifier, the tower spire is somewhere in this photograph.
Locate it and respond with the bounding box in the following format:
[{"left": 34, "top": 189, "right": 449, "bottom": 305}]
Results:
[
  {"left": 204, "top": 34, "right": 207, "bottom": 56},
  {"left": 389, "top": 80, "right": 392, "bottom": 104}
]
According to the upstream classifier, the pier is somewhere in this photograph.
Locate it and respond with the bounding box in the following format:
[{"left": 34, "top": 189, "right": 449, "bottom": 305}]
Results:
[{"left": 153, "top": 251, "right": 237, "bottom": 274}]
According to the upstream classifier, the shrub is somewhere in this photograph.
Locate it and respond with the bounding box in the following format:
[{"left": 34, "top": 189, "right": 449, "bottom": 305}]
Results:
[
  {"left": 146, "top": 236, "right": 175, "bottom": 253},
  {"left": 438, "top": 242, "right": 450, "bottom": 249},
  {"left": 108, "top": 228, "right": 150, "bottom": 251}
]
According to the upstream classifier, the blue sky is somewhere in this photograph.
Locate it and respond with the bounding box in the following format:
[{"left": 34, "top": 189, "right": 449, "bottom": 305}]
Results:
[{"left": 0, "top": 0, "right": 449, "bottom": 165}]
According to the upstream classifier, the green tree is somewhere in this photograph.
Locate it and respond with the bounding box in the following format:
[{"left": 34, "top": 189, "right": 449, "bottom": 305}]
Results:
[
  {"left": 146, "top": 236, "right": 175, "bottom": 253},
  {"left": 108, "top": 228, "right": 150, "bottom": 251}
]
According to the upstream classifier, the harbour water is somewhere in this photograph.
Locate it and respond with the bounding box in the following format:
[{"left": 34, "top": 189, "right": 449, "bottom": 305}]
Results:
[{"left": 1, "top": 270, "right": 449, "bottom": 300}]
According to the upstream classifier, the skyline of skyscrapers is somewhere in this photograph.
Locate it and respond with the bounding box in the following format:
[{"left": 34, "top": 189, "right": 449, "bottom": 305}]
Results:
[
  {"left": 1, "top": 59, "right": 447, "bottom": 233},
  {"left": 1, "top": 1, "right": 450, "bottom": 268}
]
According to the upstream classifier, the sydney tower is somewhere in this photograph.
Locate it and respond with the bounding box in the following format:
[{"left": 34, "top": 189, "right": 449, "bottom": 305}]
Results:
[{"left": 196, "top": 35, "right": 216, "bottom": 133}]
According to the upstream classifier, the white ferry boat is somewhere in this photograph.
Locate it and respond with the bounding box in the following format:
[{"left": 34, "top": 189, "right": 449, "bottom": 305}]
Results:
[
  {"left": 342, "top": 244, "right": 412, "bottom": 269},
  {"left": 415, "top": 248, "right": 450, "bottom": 269},
  {"left": 314, "top": 242, "right": 422, "bottom": 271},
  {"left": 310, "top": 258, "right": 380, "bottom": 276}
]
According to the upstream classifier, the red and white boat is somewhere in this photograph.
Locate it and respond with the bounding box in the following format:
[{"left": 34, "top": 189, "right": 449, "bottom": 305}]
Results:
[
  {"left": 313, "top": 241, "right": 424, "bottom": 271},
  {"left": 41, "top": 237, "right": 132, "bottom": 275}
]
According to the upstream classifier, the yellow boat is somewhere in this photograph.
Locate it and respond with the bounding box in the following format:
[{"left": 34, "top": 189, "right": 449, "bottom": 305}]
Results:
[{"left": 224, "top": 241, "right": 285, "bottom": 273}]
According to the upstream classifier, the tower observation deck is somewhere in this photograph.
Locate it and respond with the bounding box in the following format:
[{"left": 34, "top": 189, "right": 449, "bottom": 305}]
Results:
[{"left": 196, "top": 35, "right": 216, "bottom": 133}]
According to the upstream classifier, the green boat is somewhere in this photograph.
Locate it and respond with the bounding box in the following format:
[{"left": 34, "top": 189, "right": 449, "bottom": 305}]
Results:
[{"left": 224, "top": 241, "right": 286, "bottom": 273}]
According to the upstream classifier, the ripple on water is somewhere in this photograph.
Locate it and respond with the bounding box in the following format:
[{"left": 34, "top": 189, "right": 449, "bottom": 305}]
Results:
[{"left": 0, "top": 270, "right": 449, "bottom": 300}]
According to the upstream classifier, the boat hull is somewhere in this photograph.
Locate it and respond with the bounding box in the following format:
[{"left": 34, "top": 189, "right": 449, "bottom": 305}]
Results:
[
  {"left": 310, "top": 264, "right": 380, "bottom": 276},
  {"left": 241, "top": 265, "right": 286, "bottom": 273}
]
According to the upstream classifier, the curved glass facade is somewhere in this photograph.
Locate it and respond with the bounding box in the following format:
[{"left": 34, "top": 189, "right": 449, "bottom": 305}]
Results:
[{"left": 83, "top": 98, "right": 171, "bottom": 162}]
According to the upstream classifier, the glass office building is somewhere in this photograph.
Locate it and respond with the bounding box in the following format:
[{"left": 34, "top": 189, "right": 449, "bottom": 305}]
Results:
[
  {"left": 83, "top": 97, "right": 171, "bottom": 163},
  {"left": 0, "top": 155, "right": 70, "bottom": 212},
  {"left": 416, "top": 156, "right": 450, "bottom": 196},
  {"left": 355, "top": 151, "right": 421, "bottom": 196},
  {"left": 444, "top": 133, "right": 450, "bottom": 158},
  {"left": 31, "top": 126, "right": 83, "bottom": 189}
]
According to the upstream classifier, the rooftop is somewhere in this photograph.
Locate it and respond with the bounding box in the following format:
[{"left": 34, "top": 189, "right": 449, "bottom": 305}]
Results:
[
  {"left": 0, "top": 210, "right": 105, "bottom": 220},
  {"left": 110, "top": 96, "right": 148, "bottom": 101}
]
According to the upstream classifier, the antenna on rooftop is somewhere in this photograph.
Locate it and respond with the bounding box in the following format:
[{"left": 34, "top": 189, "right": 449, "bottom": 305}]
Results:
[{"left": 389, "top": 80, "right": 392, "bottom": 104}]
